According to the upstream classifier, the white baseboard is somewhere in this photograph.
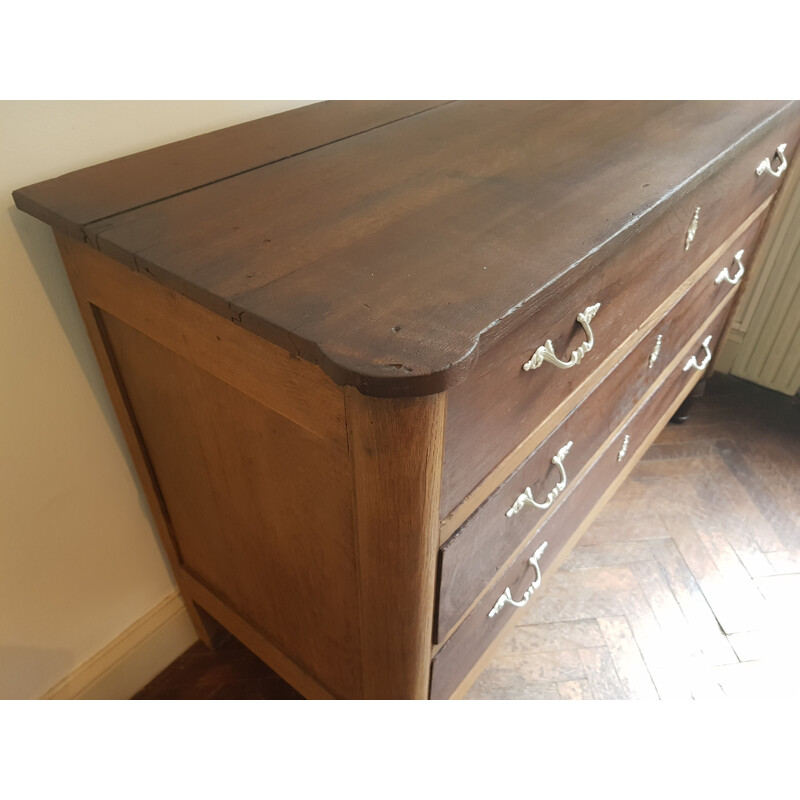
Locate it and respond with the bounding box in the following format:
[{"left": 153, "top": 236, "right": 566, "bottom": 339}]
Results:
[{"left": 41, "top": 591, "right": 198, "bottom": 700}]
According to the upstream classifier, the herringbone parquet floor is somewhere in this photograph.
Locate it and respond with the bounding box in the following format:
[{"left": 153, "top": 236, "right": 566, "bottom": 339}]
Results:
[
  {"left": 465, "top": 375, "right": 800, "bottom": 700},
  {"left": 134, "top": 375, "right": 799, "bottom": 700}
]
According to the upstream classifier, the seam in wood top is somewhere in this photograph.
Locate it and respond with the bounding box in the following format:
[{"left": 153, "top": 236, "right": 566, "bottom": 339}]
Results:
[{"left": 13, "top": 101, "right": 800, "bottom": 397}]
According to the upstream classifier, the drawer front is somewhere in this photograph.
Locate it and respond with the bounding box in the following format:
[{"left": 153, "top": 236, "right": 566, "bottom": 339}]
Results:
[
  {"left": 430, "top": 309, "right": 732, "bottom": 698},
  {"left": 440, "top": 110, "right": 800, "bottom": 521},
  {"left": 435, "top": 301, "right": 738, "bottom": 641},
  {"left": 433, "top": 212, "right": 765, "bottom": 641}
]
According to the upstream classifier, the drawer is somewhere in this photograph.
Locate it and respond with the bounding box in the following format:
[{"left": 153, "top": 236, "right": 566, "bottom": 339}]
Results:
[
  {"left": 430, "top": 307, "right": 731, "bottom": 698},
  {"left": 440, "top": 110, "right": 800, "bottom": 521},
  {"left": 434, "top": 243, "right": 748, "bottom": 642}
]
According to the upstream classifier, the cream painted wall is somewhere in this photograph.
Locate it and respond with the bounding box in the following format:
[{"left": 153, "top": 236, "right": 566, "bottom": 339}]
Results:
[{"left": 0, "top": 101, "right": 314, "bottom": 699}]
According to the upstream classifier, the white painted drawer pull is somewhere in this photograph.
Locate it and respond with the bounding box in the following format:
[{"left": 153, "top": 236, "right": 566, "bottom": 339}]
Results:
[
  {"left": 683, "top": 334, "right": 713, "bottom": 372},
  {"left": 523, "top": 303, "right": 601, "bottom": 371},
  {"left": 488, "top": 541, "right": 549, "bottom": 618},
  {"left": 506, "top": 441, "right": 573, "bottom": 517},
  {"left": 756, "top": 143, "right": 788, "bottom": 178},
  {"left": 715, "top": 249, "right": 745, "bottom": 286}
]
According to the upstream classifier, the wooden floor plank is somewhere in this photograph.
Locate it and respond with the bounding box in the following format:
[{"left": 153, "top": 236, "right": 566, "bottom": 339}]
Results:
[
  {"left": 713, "top": 439, "right": 795, "bottom": 553},
  {"left": 661, "top": 514, "right": 765, "bottom": 635},
  {"left": 132, "top": 375, "right": 799, "bottom": 701},
  {"left": 596, "top": 616, "right": 659, "bottom": 700},
  {"left": 577, "top": 647, "right": 628, "bottom": 700},
  {"left": 765, "top": 550, "right": 800, "bottom": 574},
  {"left": 692, "top": 525, "right": 770, "bottom": 630},
  {"left": 695, "top": 445, "right": 786, "bottom": 558},
  {"left": 559, "top": 541, "right": 662, "bottom": 571},
  {"left": 577, "top": 515, "right": 670, "bottom": 546},
  {"left": 726, "top": 631, "right": 768, "bottom": 663},
  {"left": 648, "top": 420, "right": 730, "bottom": 445},
  {"left": 630, "top": 560, "right": 702, "bottom": 664},
  {"left": 557, "top": 679, "right": 594, "bottom": 700},
  {"left": 516, "top": 566, "right": 638, "bottom": 626},
  {"left": 495, "top": 619, "right": 605, "bottom": 657},
  {"left": 464, "top": 673, "right": 562, "bottom": 700},
  {"left": 631, "top": 560, "right": 692, "bottom": 635},
  {"left": 463, "top": 651, "right": 585, "bottom": 700},
  {"left": 646, "top": 538, "right": 738, "bottom": 666},
  {"left": 614, "top": 583, "right": 694, "bottom": 701},
  {"left": 712, "top": 660, "right": 800, "bottom": 700},
  {"left": 639, "top": 440, "right": 720, "bottom": 463}
]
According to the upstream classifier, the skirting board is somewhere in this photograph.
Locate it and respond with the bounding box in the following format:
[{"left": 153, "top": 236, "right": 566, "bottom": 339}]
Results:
[{"left": 40, "top": 591, "right": 198, "bottom": 700}]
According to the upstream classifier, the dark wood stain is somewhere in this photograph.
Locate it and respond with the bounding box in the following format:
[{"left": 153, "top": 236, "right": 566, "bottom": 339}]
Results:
[
  {"left": 12, "top": 101, "right": 449, "bottom": 240},
  {"left": 434, "top": 231, "right": 762, "bottom": 640},
  {"left": 13, "top": 101, "right": 798, "bottom": 397},
  {"left": 13, "top": 102, "right": 800, "bottom": 702},
  {"left": 429, "top": 320, "right": 730, "bottom": 700},
  {"left": 439, "top": 109, "right": 799, "bottom": 516},
  {"left": 133, "top": 637, "right": 304, "bottom": 700},
  {"left": 129, "top": 375, "right": 800, "bottom": 700}
]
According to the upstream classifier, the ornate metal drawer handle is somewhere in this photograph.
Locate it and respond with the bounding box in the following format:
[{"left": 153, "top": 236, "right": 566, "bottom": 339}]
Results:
[
  {"left": 506, "top": 441, "right": 573, "bottom": 517},
  {"left": 756, "top": 143, "right": 788, "bottom": 178},
  {"left": 715, "top": 249, "right": 745, "bottom": 286},
  {"left": 648, "top": 334, "right": 663, "bottom": 369},
  {"left": 523, "top": 303, "right": 601, "bottom": 371},
  {"left": 488, "top": 542, "right": 549, "bottom": 618},
  {"left": 683, "top": 334, "right": 713, "bottom": 372},
  {"left": 685, "top": 206, "right": 701, "bottom": 251}
]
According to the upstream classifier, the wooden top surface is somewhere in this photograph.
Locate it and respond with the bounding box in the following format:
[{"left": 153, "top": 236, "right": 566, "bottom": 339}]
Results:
[{"left": 13, "top": 100, "right": 795, "bottom": 396}]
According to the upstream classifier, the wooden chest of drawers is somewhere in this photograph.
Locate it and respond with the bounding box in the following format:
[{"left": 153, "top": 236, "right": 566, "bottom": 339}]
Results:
[{"left": 14, "top": 100, "right": 800, "bottom": 699}]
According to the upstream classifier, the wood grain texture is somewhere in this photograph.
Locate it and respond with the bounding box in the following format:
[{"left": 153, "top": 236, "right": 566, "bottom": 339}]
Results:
[
  {"left": 438, "top": 197, "right": 771, "bottom": 535},
  {"left": 25, "top": 102, "right": 798, "bottom": 702},
  {"left": 436, "top": 290, "right": 739, "bottom": 642},
  {"left": 177, "top": 572, "right": 335, "bottom": 700},
  {"left": 345, "top": 389, "right": 446, "bottom": 699},
  {"left": 128, "top": 375, "right": 799, "bottom": 700},
  {"left": 445, "top": 366, "right": 710, "bottom": 701},
  {"left": 430, "top": 320, "right": 721, "bottom": 699},
  {"left": 13, "top": 101, "right": 449, "bottom": 239},
  {"left": 438, "top": 203, "right": 765, "bottom": 535},
  {"left": 55, "top": 234, "right": 347, "bottom": 447},
  {"left": 438, "top": 174, "right": 780, "bottom": 518},
  {"left": 99, "top": 311, "right": 362, "bottom": 698},
  {"left": 133, "top": 636, "right": 306, "bottom": 700},
  {"left": 465, "top": 376, "right": 799, "bottom": 701},
  {"left": 55, "top": 233, "right": 222, "bottom": 651},
  {"left": 56, "top": 232, "right": 359, "bottom": 685},
  {"left": 14, "top": 102, "right": 798, "bottom": 397}
]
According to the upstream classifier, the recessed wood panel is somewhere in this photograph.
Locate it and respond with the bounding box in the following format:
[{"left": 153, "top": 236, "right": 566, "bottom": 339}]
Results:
[{"left": 98, "top": 310, "right": 361, "bottom": 698}]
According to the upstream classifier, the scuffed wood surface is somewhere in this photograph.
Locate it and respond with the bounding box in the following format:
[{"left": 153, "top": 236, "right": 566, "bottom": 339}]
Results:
[{"left": 14, "top": 101, "right": 798, "bottom": 395}]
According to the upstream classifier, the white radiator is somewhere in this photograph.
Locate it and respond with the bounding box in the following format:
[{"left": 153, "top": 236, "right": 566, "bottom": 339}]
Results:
[{"left": 718, "top": 156, "right": 800, "bottom": 396}]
